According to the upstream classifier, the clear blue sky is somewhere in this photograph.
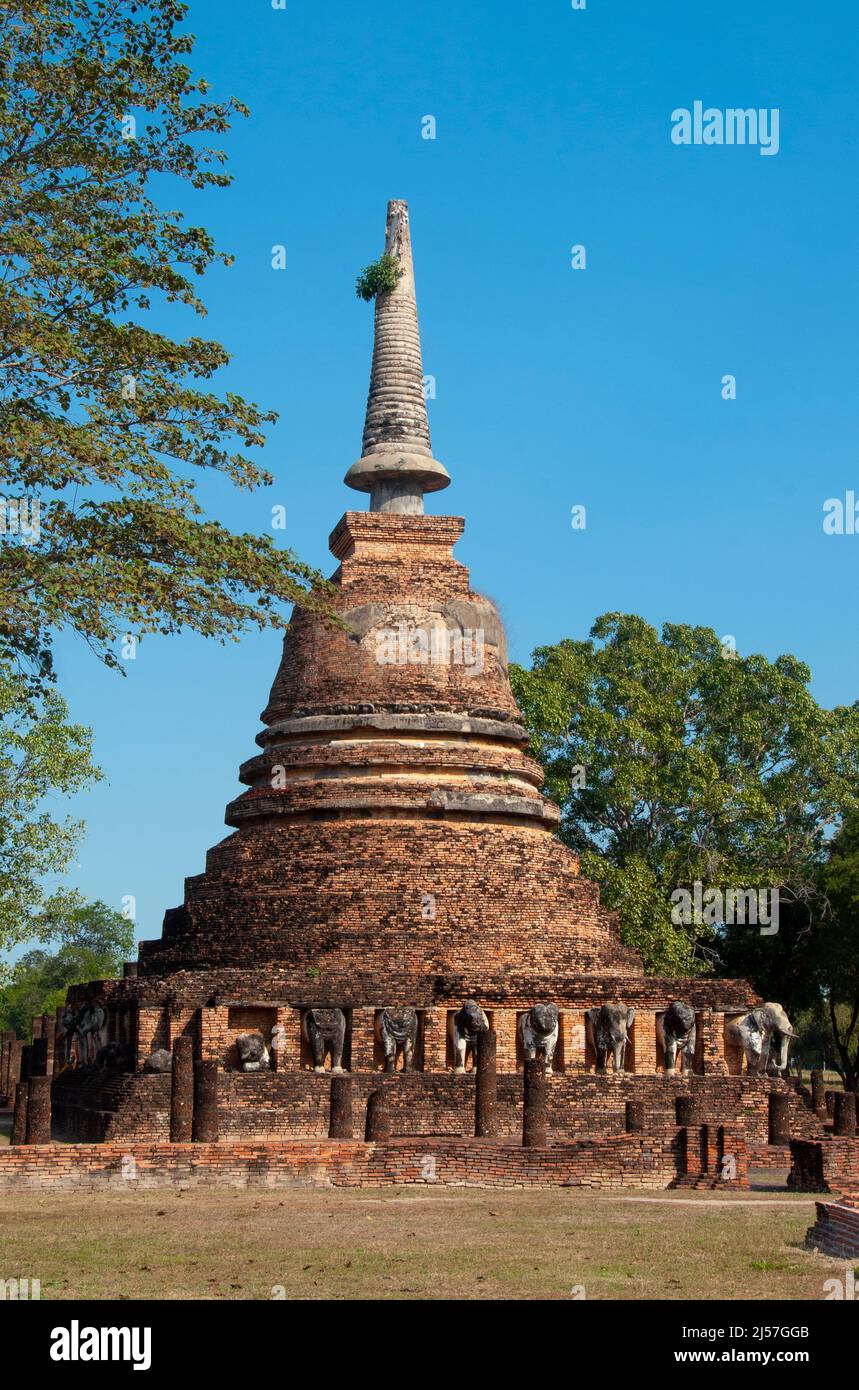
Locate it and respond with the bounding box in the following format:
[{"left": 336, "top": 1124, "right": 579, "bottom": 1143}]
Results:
[{"left": 51, "top": 0, "right": 859, "bottom": 954}]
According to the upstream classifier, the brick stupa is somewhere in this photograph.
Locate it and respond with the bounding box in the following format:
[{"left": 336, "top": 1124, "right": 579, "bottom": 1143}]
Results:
[{"left": 48, "top": 201, "right": 799, "bottom": 1153}]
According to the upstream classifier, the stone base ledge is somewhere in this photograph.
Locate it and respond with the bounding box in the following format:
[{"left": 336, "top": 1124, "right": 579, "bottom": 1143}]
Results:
[{"left": 0, "top": 1134, "right": 684, "bottom": 1192}]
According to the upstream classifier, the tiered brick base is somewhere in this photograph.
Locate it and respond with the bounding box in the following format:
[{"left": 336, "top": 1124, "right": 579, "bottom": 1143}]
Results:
[
  {"left": 0, "top": 1129, "right": 748, "bottom": 1192},
  {"left": 51, "top": 1068, "right": 802, "bottom": 1148}
]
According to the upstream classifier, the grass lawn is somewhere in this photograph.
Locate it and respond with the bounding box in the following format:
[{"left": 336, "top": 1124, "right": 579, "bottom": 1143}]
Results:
[{"left": 0, "top": 1183, "right": 851, "bottom": 1300}]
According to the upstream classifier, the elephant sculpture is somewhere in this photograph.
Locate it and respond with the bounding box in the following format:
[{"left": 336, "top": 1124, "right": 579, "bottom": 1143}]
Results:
[
  {"left": 63, "top": 1003, "right": 107, "bottom": 1067},
  {"left": 236, "top": 1032, "right": 270, "bottom": 1072},
  {"left": 376, "top": 1007, "right": 419, "bottom": 1073},
  {"left": 58, "top": 1006, "right": 79, "bottom": 1065},
  {"left": 449, "top": 999, "right": 489, "bottom": 1073},
  {"left": 659, "top": 1000, "right": 697, "bottom": 1074},
  {"left": 143, "top": 1048, "right": 173, "bottom": 1073},
  {"left": 519, "top": 1004, "right": 559, "bottom": 1073},
  {"left": 302, "top": 1007, "right": 347, "bottom": 1074},
  {"left": 587, "top": 1002, "right": 635, "bottom": 1073},
  {"left": 729, "top": 1003, "right": 796, "bottom": 1075}
]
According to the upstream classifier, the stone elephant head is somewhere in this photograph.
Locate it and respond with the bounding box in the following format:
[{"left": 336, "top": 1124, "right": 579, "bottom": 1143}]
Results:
[
  {"left": 587, "top": 1002, "right": 635, "bottom": 1073},
  {"left": 236, "top": 1031, "right": 270, "bottom": 1073},
  {"left": 449, "top": 999, "right": 489, "bottom": 1073},
  {"left": 519, "top": 1004, "right": 560, "bottom": 1071},
  {"left": 730, "top": 1003, "right": 796, "bottom": 1075}
]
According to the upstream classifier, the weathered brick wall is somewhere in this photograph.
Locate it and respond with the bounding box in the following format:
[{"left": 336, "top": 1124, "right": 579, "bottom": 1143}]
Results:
[
  {"left": 805, "top": 1194, "right": 859, "bottom": 1257},
  {"left": 0, "top": 1134, "right": 698, "bottom": 1193},
  {"left": 51, "top": 1067, "right": 793, "bottom": 1150},
  {"left": 789, "top": 1137, "right": 859, "bottom": 1194}
]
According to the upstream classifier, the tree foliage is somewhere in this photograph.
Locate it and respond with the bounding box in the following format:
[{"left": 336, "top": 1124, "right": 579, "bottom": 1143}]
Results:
[
  {"left": 355, "top": 253, "right": 403, "bottom": 302},
  {"left": 0, "top": 898, "right": 132, "bottom": 1034},
  {"left": 0, "top": 661, "right": 100, "bottom": 962},
  {"left": 0, "top": 0, "right": 330, "bottom": 694},
  {"left": 510, "top": 613, "right": 859, "bottom": 973}
]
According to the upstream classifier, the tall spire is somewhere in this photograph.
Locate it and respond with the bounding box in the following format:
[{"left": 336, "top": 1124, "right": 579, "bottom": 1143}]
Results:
[{"left": 344, "top": 200, "right": 450, "bottom": 514}]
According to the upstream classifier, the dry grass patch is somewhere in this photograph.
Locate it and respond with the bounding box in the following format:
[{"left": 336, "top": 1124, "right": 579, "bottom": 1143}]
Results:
[{"left": 0, "top": 1184, "right": 848, "bottom": 1301}]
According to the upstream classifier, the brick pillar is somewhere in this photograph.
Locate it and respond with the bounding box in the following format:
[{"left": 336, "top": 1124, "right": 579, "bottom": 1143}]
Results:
[
  {"left": 40, "top": 1014, "right": 57, "bottom": 1076},
  {"left": 7, "top": 1040, "right": 23, "bottom": 1091},
  {"left": 811, "top": 1069, "right": 826, "bottom": 1115},
  {"left": 30, "top": 1036, "right": 49, "bottom": 1077},
  {"left": 170, "top": 1035, "right": 194, "bottom": 1142},
  {"left": 676, "top": 1094, "right": 697, "bottom": 1126},
  {"left": 19, "top": 1044, "right": 32, "bottom": 1083},
  {"left": 475, "top": 1029, "right": 498, "bottom": 1138},
  {"left": 31, "top": 1015, "right": 43, "bottom": 1040},
  {"left": 350, "top": 1009, "right": 376, "bottom": 1072},
  {"left": 422, "top": 1009, "right": 447, "bottom": 1072},
  {"left": 365, "top": 1088, "right": 391, "bottom": 1141},
  {"left": 329, "top": 1075, "right": 353, "bottom": 1138},
  {"left": 626, "top": 1100, "right": 645, "bottom": 1133},
  {"left": 10, "top": 1082, "right": 28, "bottom": 1146},
  {"left": 833, "top": 1091, "right": 857, "bottom": 1136},
  {"left": 825, "top": 1090, "right": 836, "bottom": 1118},
  {"left": 560, "top": 1011, "right": 586, "bottom": 1073},
  {"left": 192, "top": 1060, "right": 219, "bottom": 1142},
  {"left": 492, "top": 1010, "right": 517, "bottom": 1073},
  {"left": 1, "top": 1029, "right": 15, "bottom": 1096},
  {"left": 699, "top": 1010, "right": 729, "bottom": 1076},
  {"left": 275, "top": 1007, "right": 301, "bottom": 1071},
  {"left": 522, "top": 1058, "right": 548, "bottom": 1147},
  {"left": 680, "top": 1126, "right": 703, "bottom": 1178},
  {"left": 634, "top": 1013, "right": 658, "bottom": 1074},
  {"left": 25, "top": 1075, "right": 51, "bottom": 1144},
  {"left": 768, "top": 1091, "right": 791, "bottom": 1144}
]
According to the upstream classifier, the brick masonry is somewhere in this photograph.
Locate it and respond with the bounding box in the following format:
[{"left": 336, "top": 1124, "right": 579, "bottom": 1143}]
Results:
[
  {"left": 789, "top": 1136, "right": 859, "bottom": 1194},
  {"left": 0, "top": 1129, "right": 748, "bottom": 1193},
  {"left": 805, "top": 1193, "right": 859, "bottom": 1258}
]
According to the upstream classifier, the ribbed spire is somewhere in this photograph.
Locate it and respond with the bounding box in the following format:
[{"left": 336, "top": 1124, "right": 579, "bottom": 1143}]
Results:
[{"left": 344, "top": 200, "right": 450, "bottom": 514}]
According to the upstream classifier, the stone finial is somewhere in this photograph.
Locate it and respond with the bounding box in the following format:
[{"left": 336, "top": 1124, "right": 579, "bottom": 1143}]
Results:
[{"left": 345, "top": 200, "right": 450, "bottom": 514}]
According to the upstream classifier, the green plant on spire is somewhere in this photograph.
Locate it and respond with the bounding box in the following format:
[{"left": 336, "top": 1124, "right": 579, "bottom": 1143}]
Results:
[{"left": 355, "top": 254, "right": 403, "bottom": 301}]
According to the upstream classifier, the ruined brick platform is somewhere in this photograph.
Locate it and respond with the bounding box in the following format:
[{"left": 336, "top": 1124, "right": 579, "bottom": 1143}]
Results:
[
  {"left": 0, "top": 1128, "right": 748, "bottom": 1193},
  {"left": 805, "top": 1193, "right": 859, "bottom": 1258}
]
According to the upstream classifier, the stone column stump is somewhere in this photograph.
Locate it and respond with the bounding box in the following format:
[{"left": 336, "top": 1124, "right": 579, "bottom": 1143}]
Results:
[
  {"left": 329, "top": 1075, "right": 353, "bottom": 1138},
  {"left": 25, "top": 1074, "right": 52, "bottom": 1144},
  {"left": 170, "top": 1035, "right": 194, "bottom": 1142},
  {"left": 522, "top": 1057, "right": 548, "bottom": 1147},
  {"left": 475, "top": 1029, "right": 498, "bottom": 1138},
  {"left": 192, "top": 1060, "right": 219, "bottom": 1142}
]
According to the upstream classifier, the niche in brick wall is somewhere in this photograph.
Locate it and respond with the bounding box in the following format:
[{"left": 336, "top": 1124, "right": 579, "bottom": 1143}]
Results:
[
  {"left": 583, "top": 1012, "right": 636, "bottom": 1073},
  {"left": 723, "top": 1015, "right": 746, "bottom": 1075},
  {"left": 226, "top": 1006, "right": 277, "bottom": 1071},
  {"left": 655, "top": 1012, "right": 701, "bottom": 1075},
  {"left": 445, "top": 1010, "right": 494, "bottom": 1070},
  {"left": 372, "top": 1010, "right": 425, "bottom": 1071},
  {"left": 514, "top": 1011, "right": 564, "bottom": 1073},
  {"left": 299, "top": 1009, "right": 353, "bottom": 1072}
]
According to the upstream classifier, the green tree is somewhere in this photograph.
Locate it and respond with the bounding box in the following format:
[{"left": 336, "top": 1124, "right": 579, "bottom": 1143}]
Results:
[
  {"left": 0, "top": 898, "right": 132, "bottom": 1035},
  {"left": 0, "top": 0, "right": 330, "bottom": 696},
  {"left": 812, "top": 811, "right": 859, "bottom": 1089},
  {"left": 0, "top": 662, "right": 100, "bottom": 962},
  {"left": 510, "top": 613, "right": 859, "bottom": 973}
]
